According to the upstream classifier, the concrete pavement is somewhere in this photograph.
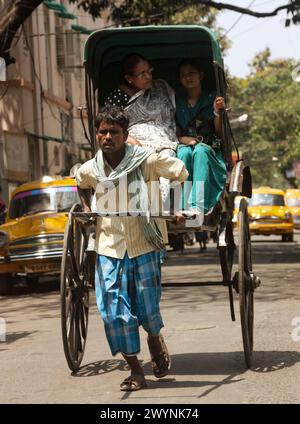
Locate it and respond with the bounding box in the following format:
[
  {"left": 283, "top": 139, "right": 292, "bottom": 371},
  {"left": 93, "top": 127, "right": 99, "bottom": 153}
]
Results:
[{"left": 1, "top": 236, "right": 300, "bottom": 404}]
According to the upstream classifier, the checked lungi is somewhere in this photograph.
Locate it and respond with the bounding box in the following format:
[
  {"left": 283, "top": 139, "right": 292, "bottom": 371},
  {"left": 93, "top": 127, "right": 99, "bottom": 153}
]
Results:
[{"left": 95, "top": 251, "right": 164, "bottom": 356}]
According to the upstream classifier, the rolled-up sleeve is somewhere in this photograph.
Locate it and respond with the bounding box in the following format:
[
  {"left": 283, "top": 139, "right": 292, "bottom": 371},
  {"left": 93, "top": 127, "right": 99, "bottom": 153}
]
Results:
[
  {"left": 75, "top": 160, "right": 97, "bottom": 189},
  {"left": 151, "top": 153, "right": 189, "bottom": 182}
]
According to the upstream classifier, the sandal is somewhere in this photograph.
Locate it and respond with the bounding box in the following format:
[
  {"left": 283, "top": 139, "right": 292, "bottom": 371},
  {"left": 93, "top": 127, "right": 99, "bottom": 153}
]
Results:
[
  {"left": 147, "top": 333, "right": 171, "bottom": 378},
  {"left": 120, "top": 374, "right": 147, "bottom": 392}
]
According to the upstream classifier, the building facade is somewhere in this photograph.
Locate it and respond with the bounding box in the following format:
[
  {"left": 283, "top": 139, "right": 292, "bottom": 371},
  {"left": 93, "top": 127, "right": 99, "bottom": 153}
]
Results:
[{"left": 0, "top": 0, "right": 111, "bottom": 203}]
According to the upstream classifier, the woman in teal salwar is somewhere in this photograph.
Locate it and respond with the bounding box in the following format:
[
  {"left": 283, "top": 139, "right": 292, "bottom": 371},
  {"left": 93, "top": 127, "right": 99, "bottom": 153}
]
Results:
[{"left": 176, "top": 59, "right": 227, "bottom": 215}]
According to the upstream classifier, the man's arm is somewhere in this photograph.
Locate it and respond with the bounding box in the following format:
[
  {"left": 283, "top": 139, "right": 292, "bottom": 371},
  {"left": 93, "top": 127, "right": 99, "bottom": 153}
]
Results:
[
  {"left": 75, "top": 160, "right": 96, "bottom": 212},
  {"left": 153, "top": 153, "right": 189, "bottom": 183},
  {"left": 77, "top": 188, "right": 92, "bottom": 212}
]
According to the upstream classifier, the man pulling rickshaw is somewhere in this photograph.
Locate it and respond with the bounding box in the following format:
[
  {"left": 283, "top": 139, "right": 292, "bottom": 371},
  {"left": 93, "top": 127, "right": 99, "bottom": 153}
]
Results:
[{"left": 60, "top": 25, "right": 260, "bottom": 390}]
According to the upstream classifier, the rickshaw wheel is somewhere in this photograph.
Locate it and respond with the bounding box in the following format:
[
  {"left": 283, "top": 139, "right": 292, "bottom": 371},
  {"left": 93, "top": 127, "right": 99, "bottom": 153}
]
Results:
[
  {"left": 219, "top": 221, "right": 236, "bottom": 321},
  {"left": 61, "top": 203, "right": 90, "bottom": 372},
  {"left": 238, "top": 198, "right": 254, "bottom": 369}
]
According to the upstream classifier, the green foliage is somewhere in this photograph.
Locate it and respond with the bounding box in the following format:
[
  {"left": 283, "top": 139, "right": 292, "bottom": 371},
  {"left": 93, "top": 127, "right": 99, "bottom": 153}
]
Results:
[
  {"left": 229, "top": 57, "right": 300, "bottom": 188},
  {"left": 249, "top": 47, "right": 271, "bottom": 74}
]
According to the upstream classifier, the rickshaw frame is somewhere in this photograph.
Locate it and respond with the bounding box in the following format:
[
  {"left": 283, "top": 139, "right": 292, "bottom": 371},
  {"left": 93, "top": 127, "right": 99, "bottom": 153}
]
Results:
[{"left": 60, "top": 25, "right": 260, "bottom": 373}]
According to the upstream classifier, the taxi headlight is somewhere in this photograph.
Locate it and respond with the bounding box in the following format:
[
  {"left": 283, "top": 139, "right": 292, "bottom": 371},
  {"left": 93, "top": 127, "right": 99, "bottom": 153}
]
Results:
[{"left": 0, "top": 231, "right": 8, "bottom": 247}]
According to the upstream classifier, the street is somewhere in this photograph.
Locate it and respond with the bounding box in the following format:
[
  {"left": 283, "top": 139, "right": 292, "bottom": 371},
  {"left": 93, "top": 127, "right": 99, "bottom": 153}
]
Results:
[{"left": 1, "top": 233, "right": 300, "bottom": 404}]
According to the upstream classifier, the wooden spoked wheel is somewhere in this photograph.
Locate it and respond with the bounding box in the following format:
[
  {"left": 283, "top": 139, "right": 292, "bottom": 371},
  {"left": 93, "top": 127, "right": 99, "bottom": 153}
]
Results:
[
  {"left": 219, "top": 220, "right": 236, "bottom": 321},
  {"left": 61, "top": 204, "right": 90, "bottom": 372},
  {"left": 238, "top": 198, "right": 254, "bottom": 368}
]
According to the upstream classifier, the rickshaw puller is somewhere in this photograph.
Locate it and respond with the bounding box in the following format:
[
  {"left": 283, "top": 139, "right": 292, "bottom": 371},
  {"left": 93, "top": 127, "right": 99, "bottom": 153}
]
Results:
[{"left": 75, "top": 105, "right": 188, "bottom": 391}]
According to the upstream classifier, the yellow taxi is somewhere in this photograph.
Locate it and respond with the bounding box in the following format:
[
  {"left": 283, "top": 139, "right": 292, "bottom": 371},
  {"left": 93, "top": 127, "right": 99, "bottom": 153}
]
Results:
[
  {"left": 248, "top": 187, "right": 294, "bottom": 242},
  {"left": 0, "top": 176, "right": 79, "bottom": 294},
  {"left": 285, "top": 188, "right": 300, "bottom": 229}
]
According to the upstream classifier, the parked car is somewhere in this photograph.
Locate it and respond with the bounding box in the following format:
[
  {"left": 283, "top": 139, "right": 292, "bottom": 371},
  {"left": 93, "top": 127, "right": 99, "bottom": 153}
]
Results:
[
  {"left": 285, "top": 188, "right": 300, "bottom": 229},
  {"left": 0, "top": 176, "right": 79, "bottom": 294},
  {"left": 247, "top": 187, "right": 294, "bottom": 242}
]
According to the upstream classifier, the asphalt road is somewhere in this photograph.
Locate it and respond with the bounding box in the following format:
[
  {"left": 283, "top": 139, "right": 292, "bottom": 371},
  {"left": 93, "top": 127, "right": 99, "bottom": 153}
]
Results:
[{"left": 1, "top": 233, "right": 300, "bottom": 404}]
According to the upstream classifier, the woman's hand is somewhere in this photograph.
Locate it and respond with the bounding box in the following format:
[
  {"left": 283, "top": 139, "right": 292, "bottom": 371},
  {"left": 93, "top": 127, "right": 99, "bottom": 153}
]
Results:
[
  {"left": 127, "top": 135, "right": 142, "bottom": 146},
  {"left": 174, "top": 212, "right": 186, "bottom": 225},
  {"left": 179, "top": 136, "right": 197, "bottom": 146},
  {"left": 213, "top": 96, "right": 225, "bottom": 114}
]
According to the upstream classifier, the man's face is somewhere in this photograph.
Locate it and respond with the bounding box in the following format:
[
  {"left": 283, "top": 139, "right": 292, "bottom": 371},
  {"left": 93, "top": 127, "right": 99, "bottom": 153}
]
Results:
[{"left": 96, "top": 122, "right": 128, "bottom": 154}]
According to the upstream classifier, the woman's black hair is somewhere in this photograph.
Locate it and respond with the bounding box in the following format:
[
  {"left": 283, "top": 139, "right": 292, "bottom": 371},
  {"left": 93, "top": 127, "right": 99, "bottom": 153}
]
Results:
[
  {"left": 177, "top": 58, "right": 203, "bottom": 76},
  {"left": 95, "top": 105, "right": 129, "bottom": 131},
  {"left": 121, "top": 53, "right": 148, "bottom": 77}
]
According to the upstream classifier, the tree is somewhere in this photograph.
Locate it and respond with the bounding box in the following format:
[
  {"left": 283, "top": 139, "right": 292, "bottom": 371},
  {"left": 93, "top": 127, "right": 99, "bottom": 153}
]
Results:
[
  {"left": 249, "top": 47, "right": 271, "bottom": 74},
  {"left": 0, "top": 0, "right": 43, "bottom": 66},
  {"left": 1, "top": 0, "right": 300, "bottom": 66},
  {"left": 229, "top": 57, "right": 300, "bottom": 187},
  {"left": 70, "top": 1, "right": 300, "bottom": 23}
]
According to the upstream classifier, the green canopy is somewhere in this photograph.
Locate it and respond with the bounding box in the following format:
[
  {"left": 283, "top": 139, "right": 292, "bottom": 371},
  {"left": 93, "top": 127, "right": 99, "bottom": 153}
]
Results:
[{"left": 84, "top": 25, "right": 224, "bottom": 102}]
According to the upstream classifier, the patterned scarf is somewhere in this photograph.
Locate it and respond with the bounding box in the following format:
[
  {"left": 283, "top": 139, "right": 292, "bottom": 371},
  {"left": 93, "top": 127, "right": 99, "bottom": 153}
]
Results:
[{"left": 92, "top": 144, "right": 165, "bottom": 251}]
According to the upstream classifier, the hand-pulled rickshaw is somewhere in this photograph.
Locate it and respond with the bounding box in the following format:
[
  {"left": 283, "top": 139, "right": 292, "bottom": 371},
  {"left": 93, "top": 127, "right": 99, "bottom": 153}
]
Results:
[{"left": 60, "top": 25, "right": 261, "bottom": 373}]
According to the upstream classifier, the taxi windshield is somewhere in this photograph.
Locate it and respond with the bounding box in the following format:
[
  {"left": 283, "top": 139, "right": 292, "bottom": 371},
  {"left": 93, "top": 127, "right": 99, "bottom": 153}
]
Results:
[
  {"left": 248, "top": 193, "right": 285, "bottom": 207},
  {"left": 10, "top": 186, "right": 79, "bottom": 219},
  {"left": 286, "top": 197, "right": 300, "bottom": 207}
]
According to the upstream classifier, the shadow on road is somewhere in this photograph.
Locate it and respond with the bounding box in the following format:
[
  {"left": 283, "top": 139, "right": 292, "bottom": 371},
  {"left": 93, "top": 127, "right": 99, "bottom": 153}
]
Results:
[
  {"left": 73, "top": 350, "right": 300, "bottom": 379},
  {"left": 251, "top": 350, "right": 300, "bottom": 373},
  {"left": 72, "top": 350, "right": 300, "bottom": 400},
  {"left": 4, "top": 330, "right": 39, "bottom": 345},
  {"left": 163, "top": 241, "right": 300, "bottom": 267}
]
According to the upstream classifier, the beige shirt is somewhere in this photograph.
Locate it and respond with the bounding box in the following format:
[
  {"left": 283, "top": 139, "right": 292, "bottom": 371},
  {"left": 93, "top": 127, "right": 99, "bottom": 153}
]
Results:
[{"left": 76, "top": 152, "right": 188, "bottom": 259}]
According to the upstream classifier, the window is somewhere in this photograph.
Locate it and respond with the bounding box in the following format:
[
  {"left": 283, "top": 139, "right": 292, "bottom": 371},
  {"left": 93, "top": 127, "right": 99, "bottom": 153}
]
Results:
[
  {"left": 286, "top": 198, "right": 300, "bottom": 207},
  {"left": 248, "top": 194, "right": 285, "bottom": 207},
  {"left": 10, "top": 186, "right": 79, "bottom": 219}
]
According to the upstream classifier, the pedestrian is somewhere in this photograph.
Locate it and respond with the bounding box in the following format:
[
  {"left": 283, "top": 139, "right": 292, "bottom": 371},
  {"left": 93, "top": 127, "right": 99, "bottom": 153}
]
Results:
[
  {"left": 196, "top": 231, "right": 208, "bottom": 252},
  {"left": 75, "top": 105, "right": 188, "bottom": 391}
]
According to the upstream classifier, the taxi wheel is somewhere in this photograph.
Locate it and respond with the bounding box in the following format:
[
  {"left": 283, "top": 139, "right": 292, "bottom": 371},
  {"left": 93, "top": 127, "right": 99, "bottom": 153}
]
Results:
[
  {"left": 0, "top": 273, "right": 12, "bottom": 296},
  {"left": 238, "top": 198, "right": 254, "bottom": 369},
  {"left": 26, "top": 276, "right": 39, "bottom": 290},
  {"left": 282, "top": 233, "right": 294, "bottom": 242}
]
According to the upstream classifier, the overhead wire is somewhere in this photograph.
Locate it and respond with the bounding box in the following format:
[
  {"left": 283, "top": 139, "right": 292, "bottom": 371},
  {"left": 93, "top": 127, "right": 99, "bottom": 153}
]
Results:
[{"left": 225, "top": 0, "right": 256, "bottom": 35}]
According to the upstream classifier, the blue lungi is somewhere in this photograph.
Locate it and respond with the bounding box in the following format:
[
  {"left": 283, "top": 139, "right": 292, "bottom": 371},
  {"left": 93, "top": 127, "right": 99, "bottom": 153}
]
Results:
[{"left": 95, "top": 251, "right": 164, "bottom": 356}]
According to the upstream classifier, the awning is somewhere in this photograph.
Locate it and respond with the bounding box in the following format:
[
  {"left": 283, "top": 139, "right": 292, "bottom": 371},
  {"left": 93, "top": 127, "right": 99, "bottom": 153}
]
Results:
[
  {"left": 26, "top": 132, "right": 65, "bottom": 143},
  {"left": 43, "top": 1, "right": 65, "bottom": 13},
  {"left": 79, "top": 144, "right": 92, "bottom": 151},
  {"left": 71, "top": 24, "right": 92, "bottom": 35},
  {"left": 44, "top": 1, "right": 76, "bottom": 19},
  {"left": 57, "top": 12, "right": 77, "bottom": 20}
]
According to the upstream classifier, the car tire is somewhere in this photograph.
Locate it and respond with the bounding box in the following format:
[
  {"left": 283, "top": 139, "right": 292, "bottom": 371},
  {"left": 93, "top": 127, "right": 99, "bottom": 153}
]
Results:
[
  {"left": 282, "top": 233, "right": 294, "bottom": 242},
  {"left": 0, "top": 274, "right": 12, "bottom": 295},
  {"left": 26, "top": 276, "right": 39, "bottom": 290}
]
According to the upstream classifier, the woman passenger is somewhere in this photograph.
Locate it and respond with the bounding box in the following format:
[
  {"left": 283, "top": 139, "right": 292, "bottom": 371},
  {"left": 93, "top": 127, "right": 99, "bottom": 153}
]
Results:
[
  {"left": 176, "top": 59, "right": 227, "bottom": 215},
  {"left": 105, "top": 54, "right": 179, "bottom": 203}
]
